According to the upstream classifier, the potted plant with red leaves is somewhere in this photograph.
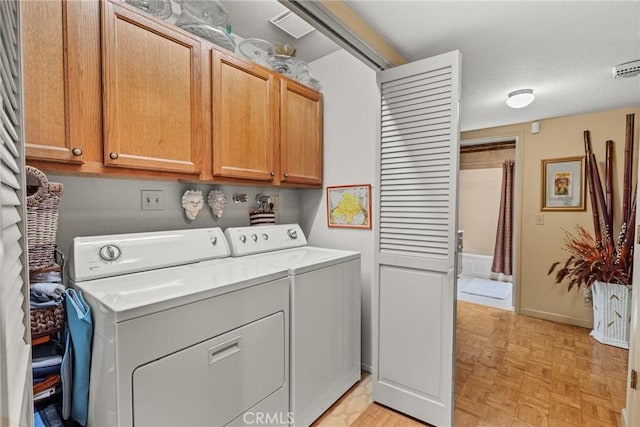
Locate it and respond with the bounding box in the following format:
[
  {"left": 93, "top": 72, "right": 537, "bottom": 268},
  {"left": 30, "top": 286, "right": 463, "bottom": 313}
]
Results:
[{"left": 548, "top": 113, "right": 636, "bottom": 348}]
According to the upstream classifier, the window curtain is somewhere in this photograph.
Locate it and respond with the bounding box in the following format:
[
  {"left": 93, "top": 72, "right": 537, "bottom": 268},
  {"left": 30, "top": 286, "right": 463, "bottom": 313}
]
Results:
[{"left": 491, "top": 160, "right": 514, "bottom": 277}]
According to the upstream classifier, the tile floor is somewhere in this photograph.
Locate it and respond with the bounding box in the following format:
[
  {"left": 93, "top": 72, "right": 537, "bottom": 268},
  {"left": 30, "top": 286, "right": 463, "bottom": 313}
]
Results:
[{"left": 314, "top": 301, "right": 628, "bottom": 427}]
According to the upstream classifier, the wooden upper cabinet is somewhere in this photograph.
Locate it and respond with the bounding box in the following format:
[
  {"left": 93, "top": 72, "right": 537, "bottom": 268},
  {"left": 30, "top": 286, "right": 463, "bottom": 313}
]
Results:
[
  {"left": 211, "top": 50, "right": 278, "bottom": 181},
  {"left": 102, "top": 1, "right": 202, "bottom": 174},
  {"left": 22, "top": 0, "right": 101, "bottom": 163},
  {"left": 22, "top": 0, "right": 323, "bottom": 185},
  {"left": 280, "top": 79, "right": 323, "bottom": 185}
]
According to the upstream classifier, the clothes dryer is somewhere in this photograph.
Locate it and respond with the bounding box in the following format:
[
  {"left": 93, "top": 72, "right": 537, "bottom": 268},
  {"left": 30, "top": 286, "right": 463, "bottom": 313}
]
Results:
[{"left": 68, "top": 228, "right": 290, "bottom": 426}]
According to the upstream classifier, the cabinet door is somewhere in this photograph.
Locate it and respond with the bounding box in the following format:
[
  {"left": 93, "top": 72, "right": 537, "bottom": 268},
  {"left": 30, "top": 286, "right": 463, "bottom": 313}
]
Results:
[
  {"left": 280, "top": 80, "right": 323, "bottom": 185},
  {"left": 212, "top": 50, "right": 277, "bottom": 181},
  {"left": 22, "top": 0, "right": 101, "bottom": 163},
  {"left": 102, "top": 1, "right": 202, "bottom": 174}
]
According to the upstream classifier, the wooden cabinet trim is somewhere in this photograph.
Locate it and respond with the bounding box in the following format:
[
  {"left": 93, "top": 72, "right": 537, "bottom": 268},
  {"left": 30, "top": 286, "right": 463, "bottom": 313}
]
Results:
[{"left": 67, "top": 0, "right": 103, "bottom": 163}]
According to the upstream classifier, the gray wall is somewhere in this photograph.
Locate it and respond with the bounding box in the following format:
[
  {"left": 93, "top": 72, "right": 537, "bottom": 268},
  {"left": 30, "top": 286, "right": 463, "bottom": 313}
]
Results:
[
  {"left": 304, "top": 50, "right": 378, "bottom": 371},
  {"left": 44, "top": 173, "right": 301, "bottom": 258}
]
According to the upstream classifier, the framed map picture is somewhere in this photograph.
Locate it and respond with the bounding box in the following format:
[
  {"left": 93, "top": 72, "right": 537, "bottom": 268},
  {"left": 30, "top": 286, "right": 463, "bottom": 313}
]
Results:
[
  {"left": 327, "top": 184, "right": 372, "bottom": 229},
  {"left": 541, "top": 156, "right": 585, "bottom": 211}
]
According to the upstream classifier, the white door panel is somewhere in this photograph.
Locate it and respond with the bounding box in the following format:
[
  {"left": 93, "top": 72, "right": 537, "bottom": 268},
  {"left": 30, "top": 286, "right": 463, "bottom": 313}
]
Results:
[
  {"left": 374, "top": 50, "right": 460, "bottom": 427},
  {"left": 379, "top": 266, "right": 444, "bottom": 397}
]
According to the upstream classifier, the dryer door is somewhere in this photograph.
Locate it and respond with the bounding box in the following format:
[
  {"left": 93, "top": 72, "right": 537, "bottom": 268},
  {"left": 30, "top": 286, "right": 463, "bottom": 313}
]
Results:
[{"left": 132, "top": 312, "right": 285, "bottom": 426}]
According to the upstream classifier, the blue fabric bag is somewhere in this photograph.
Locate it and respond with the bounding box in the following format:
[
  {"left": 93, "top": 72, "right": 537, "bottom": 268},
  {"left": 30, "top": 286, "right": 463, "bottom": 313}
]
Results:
[
  {"left": 65, "top": 289, "right": 93, "bottom": 426},
  {"left": 61, "top": 328, "right": 73, "bottom": 420}
]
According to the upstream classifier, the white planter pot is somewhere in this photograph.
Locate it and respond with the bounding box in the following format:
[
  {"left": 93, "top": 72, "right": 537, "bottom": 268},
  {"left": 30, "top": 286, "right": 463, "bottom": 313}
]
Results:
[{"left": 590, "top": 280, "right": 632, "bottom": 349}]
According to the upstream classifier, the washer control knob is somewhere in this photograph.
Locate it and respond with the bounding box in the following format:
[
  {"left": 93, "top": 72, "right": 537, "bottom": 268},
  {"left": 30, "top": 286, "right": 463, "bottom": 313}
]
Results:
[
  {"left": 251, "top": 234, "right": 258, "bottom": 242},
  {"left": 240, "top": 235, "right": 247, "bottom": 243},
  {"left": 262, "top": 233, "right": 269, "bottom": 240},
  {"left": 287, "top": 229, "right": 298, "bottom": 239},
  {"left": 99, "top": 244, "right": 121, "bottom": 262},
  {"left": 210, "top": 236, "right": 217, "bottom": 246}
]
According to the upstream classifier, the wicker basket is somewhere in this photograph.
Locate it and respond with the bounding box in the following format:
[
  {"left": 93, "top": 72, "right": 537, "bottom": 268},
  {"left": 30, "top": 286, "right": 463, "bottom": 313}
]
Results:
[
  {"left": 26, "top": 166, "right": 63, "bottom": 272},
  {"left": 30, "top": 305, "right": 65, "bottom": 338}
]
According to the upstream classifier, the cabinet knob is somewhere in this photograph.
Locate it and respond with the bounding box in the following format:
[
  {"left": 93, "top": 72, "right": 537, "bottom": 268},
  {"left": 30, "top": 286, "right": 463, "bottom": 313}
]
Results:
[
  {"left": 109, "top": 152, "right": 119, "bottom": 160},
  {"left": 284, "top": 173, "right": 289, "bottom": 178},
  {"left": 71, "top": 147, "right": 83, "bottom": 156},
  {"left": 270, "top": 171, "right": 275, "bottom": 177}
]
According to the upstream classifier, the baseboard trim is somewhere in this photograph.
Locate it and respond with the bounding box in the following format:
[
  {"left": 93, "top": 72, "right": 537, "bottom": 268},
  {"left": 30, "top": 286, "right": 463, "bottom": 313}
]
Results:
[
  {"left": 519, "top": 308, "right": 592, "bottom": 329},
  {"left": 361, "top": 363, "right": 373, "bottom": 373}
]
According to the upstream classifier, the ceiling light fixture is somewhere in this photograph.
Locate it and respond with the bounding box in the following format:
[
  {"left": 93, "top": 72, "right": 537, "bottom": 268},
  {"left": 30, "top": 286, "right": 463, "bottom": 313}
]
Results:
[{"left": 506, "top": 89, "right": 535, "bottom": 109}]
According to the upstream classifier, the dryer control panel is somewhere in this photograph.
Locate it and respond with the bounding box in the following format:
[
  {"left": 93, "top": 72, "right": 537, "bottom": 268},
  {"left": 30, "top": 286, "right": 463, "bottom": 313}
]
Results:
[
  {"left": 69, "top": 227, "right": 230, "bottom": 282},
  {"left": 225, "top": 224, "right": 307, "bottom": 257}
]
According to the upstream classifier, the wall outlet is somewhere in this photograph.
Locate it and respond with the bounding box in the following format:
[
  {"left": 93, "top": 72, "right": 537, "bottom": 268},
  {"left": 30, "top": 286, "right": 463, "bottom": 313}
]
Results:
[
  {"left": 141, "top": 190, "right": 164, "bottom": 210},
  {"left": 535, "top": 214, "right": 544, "bottom": 225},
  {"left": 268, "top": 194, "right": 279, "bottom": 212}
]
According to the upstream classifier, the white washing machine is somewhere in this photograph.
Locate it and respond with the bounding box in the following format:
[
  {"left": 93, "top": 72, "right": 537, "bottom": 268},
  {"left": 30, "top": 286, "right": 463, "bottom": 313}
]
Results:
[
  {"left": 68, "top": 228, "right": 290, "bottom": 427},
  {"left": 224, "top": 224, "right": 361, "bottom": 427}
]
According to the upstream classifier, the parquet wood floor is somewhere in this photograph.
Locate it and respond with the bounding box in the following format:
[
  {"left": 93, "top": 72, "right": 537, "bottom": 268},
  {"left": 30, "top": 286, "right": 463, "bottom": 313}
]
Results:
[
  {"left": 455, "top": 301, "right": 628, "bottom": 426},
  {"left": 314, "top": 300, "right": 629, "bottom": 427}
]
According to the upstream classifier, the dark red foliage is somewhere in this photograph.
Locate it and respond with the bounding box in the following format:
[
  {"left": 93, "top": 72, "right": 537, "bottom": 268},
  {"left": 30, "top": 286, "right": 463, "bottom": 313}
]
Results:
[{"left": 549, "top": 114, "right": 636, "bottom": 290}]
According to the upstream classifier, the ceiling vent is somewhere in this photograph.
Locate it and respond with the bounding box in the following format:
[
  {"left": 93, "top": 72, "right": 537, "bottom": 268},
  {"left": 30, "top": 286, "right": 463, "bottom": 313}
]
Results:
[
  {"left": 270, "top": 11, "right": 315, "bottom": 39},
  {"left": 612, "top": 60, "right": 640, "bottom": 79}
]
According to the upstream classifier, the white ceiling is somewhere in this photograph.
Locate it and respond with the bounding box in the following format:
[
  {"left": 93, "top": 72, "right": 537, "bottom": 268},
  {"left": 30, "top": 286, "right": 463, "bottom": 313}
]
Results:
[
  {"left": 222, "top": 1, "right": 640, "bottom": 132},
  {"left": 219, "top": 0, "right": 340, "bottom": 63}
]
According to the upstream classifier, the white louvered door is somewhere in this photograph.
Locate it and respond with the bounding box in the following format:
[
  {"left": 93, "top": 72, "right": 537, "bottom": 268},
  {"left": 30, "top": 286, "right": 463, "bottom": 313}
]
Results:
[
  {"left": 0, "top": 0, "right": 32, "bottom": 425},
  {"left": 373, "top": 50, "right": 460, "bottom": 426}
]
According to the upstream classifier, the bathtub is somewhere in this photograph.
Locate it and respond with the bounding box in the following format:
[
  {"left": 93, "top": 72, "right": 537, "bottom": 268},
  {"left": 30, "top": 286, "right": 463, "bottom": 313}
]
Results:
[{"left": 460, "top": 253, "right": 493, "bottom": 279}]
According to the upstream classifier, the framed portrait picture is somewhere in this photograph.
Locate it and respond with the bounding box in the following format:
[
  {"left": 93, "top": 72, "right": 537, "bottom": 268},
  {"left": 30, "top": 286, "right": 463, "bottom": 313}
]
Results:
[
  {"left": 541, "top": 156, "right": 585, "bottom": 211},
  {"left": 326, "top": 184, "right": 372, "bottom": 229}
]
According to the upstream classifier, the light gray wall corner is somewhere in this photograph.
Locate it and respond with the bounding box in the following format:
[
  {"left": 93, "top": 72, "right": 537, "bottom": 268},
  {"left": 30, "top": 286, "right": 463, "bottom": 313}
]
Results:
[
  {"left": 307, "top": 48, "right": 379, "bottom": 369},
  {"left": 274, "top": 188, "right": 302, "bottom": 225},
  {"left": 361, "top": 363, "right": 373, "bottom": 373}
]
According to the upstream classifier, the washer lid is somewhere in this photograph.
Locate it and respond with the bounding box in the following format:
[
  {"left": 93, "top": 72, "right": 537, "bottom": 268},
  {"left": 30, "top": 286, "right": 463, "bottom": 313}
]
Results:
[
  {"left": 249, "top": 246, "right": 360, "bottom": 275},
  {"left": 73, "top": 258, "right": 288, "bottom": 322}
]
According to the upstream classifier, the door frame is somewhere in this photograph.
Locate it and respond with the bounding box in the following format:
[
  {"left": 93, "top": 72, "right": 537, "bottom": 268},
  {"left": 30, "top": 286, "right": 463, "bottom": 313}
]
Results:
[
  {"left": 459, "top": 134, "right": 524, "bottom": 312},
  {"left": 623, "top": 166, "right": 640, "bottom": 426}
]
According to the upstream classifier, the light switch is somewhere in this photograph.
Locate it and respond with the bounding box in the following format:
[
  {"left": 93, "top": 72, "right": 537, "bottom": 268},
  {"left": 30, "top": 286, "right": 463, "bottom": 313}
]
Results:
[
  {"left": 535, "top": 214, "right": 544, "bottom": 225},
  {"left": 141, "top": 190, "right": 164, "bottom": 210}
]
